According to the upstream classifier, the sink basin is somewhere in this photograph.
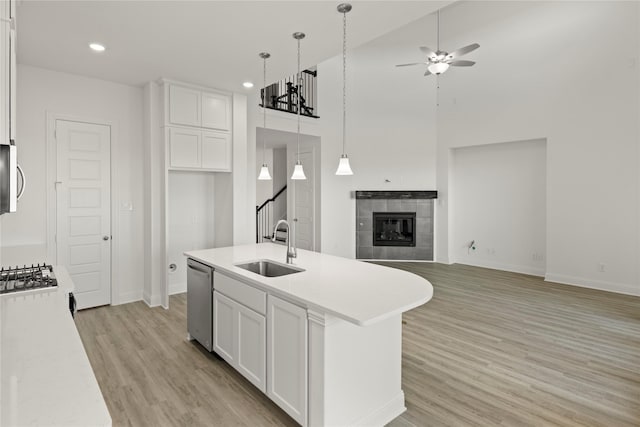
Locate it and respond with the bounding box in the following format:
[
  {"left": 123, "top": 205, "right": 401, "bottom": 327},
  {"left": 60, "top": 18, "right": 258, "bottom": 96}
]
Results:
[{"left": 235, "top": 259, "right": 305, "bottom": 278}]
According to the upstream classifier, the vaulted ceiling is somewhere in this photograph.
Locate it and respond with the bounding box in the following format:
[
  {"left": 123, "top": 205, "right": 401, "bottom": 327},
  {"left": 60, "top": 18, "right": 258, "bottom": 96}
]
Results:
[{"left": 17, "top": 1, "right": 450, "bottom": 91}]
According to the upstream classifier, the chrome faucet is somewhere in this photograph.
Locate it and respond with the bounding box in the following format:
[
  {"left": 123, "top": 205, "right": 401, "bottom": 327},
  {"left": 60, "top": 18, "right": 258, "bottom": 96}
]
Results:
[{"left": 272, "top": 219, "right": 297, "bottom": 264}]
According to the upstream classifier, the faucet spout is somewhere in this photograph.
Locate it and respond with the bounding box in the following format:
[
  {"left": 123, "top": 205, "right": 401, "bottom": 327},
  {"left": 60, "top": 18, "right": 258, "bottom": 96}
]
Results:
[{"left": 272, "top": 219, "right": 297, "bottom": 264}]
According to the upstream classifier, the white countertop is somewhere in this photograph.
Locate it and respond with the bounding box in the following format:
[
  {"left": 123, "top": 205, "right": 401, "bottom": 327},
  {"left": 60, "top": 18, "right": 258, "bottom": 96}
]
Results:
[
  {"left": 0, "top": 266, "right": 112, "bottom": 426},
  {"left": 185, "top": 243, "right": 433, "bottom": 326}
]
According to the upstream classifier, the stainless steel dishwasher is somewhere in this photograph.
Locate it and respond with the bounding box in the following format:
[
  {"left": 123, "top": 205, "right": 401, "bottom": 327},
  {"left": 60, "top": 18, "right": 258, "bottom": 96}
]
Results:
[{"left": 187, "top": 258, "right": 213, "bottom": 351}]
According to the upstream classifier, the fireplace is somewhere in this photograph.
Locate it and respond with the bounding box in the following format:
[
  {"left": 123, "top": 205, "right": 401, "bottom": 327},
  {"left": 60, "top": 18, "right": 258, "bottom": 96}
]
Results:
[{"left": 373, "top": 212, "right": 416, "bottom": 247}]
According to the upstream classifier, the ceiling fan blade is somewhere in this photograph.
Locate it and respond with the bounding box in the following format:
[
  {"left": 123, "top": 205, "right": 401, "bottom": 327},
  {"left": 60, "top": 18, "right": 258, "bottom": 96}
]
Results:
[
  {"left": 424, "top": 69, "right": 432, "bottom": 76},
  {"left": 447, "top": 43, "right": 480, "bottom": 60},
  {"left": 395, "top": 62, "right": 426, "bottom": 67},
  {"left": 449, "top": 60, "right": 475, "bottom": 67},
  {"left": 419, "top": 46, "right": 437, "bottom": 58}
]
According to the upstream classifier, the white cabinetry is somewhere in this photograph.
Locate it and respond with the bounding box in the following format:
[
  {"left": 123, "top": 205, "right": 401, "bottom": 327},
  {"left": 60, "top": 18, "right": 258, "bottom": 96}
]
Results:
[
  {"left": 267, "top": 295, "right": 308, "bottom": 426},
  {"left": 168, "top": 127, "right": 200, "bottom": 168},
  {"left": 168, "top": 84, "right": 231, "bottom": 131},
  {"left": 201, "top": 92, "right": 231, "bottom": 131},
  {"left": 163, "top": 82, "right": 232, "bottom": 172},
  {"left": 201, "top": 131, "right": 231, "bottom": 171},
  {"left": 168, "top": 128, "right": 231, "bottom": 171},
  {"left": 169, "top": 85, "right": 200, "bottom": 127},
  {"left": 213, "top": 273, "right": 267, "bottom": 393},
  {"left": 1, "top": 0, "right": 16, "bottom": 145}
]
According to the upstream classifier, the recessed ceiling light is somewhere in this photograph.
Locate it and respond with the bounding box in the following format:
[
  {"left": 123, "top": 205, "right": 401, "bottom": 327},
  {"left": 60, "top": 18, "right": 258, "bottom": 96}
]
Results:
[
  {"left": 89, "top": 43, "right": 106, "bottom": 52},
  {"left": 243, "top": 81, "right": 254, "bottom": 88}
]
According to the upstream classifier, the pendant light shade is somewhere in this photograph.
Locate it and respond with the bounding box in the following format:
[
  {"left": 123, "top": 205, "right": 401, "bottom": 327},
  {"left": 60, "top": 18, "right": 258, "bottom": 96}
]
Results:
[
  {"left": 291, "top": 161, "right": 306, "bottom": 180},
  {"left": 335, "top": 3, "right": 354, "bottom": 176},
  {"left": 258, "top": 52, "right": 272, "bottom": 181},
  {"left": 335, "top": 154, "right": 353, "bottom": 175},
  {"left": 291, "top": 32, "right": 307, "bottom": 181},
  {"left": 258, "top": 164, "right": 272, "bottom": 180}
]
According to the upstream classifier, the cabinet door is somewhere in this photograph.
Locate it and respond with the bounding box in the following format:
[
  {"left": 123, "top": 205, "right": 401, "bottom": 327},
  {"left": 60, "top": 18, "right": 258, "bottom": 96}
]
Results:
[
  {"left": 169, "top": 127, "right": 200, "bottom": 168},
  {"left": 169, "top": 85, "right": 201, "bottom": 127},
  {"left": 201, "top": 131, "right": 231, "bottom": 171},
  {"left": 213, "top": 291, "right": 236, "bottom": 364},
  {"left": 201, "top": 92, "right": 230, "bottom": 131},
  {"left": 236, "top": 303, "right": 266, "bottom": 392},
  {"left": 267, "top": 295, "right": 308, "bottom": 425}
]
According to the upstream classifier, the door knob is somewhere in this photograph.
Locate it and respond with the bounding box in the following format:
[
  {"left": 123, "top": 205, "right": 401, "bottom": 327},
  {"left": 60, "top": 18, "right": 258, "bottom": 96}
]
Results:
[{"left": 103, "top": 236, "right": 110, "bottom": 241}]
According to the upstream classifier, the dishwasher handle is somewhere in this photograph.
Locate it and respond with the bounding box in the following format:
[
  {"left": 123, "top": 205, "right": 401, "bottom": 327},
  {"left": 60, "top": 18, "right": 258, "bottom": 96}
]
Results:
[{"left": 187, "top": 259, "right": 212, "bottom": 278}]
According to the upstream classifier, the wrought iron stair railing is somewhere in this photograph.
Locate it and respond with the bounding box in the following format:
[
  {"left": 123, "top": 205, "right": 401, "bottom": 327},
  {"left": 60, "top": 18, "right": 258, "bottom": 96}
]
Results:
[
  {"left": 260, "top": 69, "right": 319, "bottom": 118},
  {"left": 256, "top": 185, "right": 288, "bottom": 243}
]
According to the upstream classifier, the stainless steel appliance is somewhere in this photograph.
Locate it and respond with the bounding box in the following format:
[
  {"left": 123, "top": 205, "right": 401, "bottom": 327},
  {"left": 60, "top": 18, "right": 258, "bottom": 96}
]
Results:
[
  {"left": 187, "top": 258, "right": 213, "bottom": 351},
  {"left": 0, "top": 142, "right": 25, "bottom": 214}
]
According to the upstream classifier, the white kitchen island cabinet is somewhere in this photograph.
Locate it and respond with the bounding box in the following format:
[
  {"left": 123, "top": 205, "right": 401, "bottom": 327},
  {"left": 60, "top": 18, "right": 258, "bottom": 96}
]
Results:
[
  {"left": 213, "top": 290, "right": 267, "bottom": 392},
  {"left": 267, "top": 294, "right": 308, "bottom": 425},
  {"left": 186, "top": 243, "right": 433, "bottom": 427}
]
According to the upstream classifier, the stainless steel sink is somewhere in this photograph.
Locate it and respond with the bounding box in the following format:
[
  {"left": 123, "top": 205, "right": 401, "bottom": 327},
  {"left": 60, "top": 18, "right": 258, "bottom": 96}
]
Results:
[{"left": 235, "top": 260, "right": 305, "bottom": 278}]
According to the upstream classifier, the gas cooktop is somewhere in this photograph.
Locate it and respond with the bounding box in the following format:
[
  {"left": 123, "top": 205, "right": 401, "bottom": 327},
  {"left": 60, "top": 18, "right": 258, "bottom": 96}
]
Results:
[{"left": 0, "top": 264, "right": 58, "bottom": 295}]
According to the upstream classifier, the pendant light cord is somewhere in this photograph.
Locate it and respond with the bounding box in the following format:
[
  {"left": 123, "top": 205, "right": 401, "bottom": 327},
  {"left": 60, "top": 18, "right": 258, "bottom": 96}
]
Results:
[
  {"left": 296, "top": 37, "right": 301, "bottom": 162},
  {"left": 342, "top": 9, "right": 347, "bottom": 155},
  {"left": 437, "top": 9, "right": 440, "bottom": 52},
  {"left": 262, "top": 55, "right": 267, "bottom": 164}
]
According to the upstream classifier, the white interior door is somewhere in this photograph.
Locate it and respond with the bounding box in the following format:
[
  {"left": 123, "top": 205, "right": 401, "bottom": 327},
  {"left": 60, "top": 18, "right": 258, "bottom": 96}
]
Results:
[
  {"left": 56, "top": 120, "right": 111, "bottom": 309},
  {"left": 294, "top": 150, "right": 315, "bottom": 251}
]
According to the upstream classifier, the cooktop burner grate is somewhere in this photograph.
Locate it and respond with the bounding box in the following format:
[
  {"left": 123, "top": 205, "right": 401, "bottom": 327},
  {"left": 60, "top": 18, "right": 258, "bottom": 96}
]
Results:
[{"left": 0, "top": 263, "right": 58, "bottom": 294}]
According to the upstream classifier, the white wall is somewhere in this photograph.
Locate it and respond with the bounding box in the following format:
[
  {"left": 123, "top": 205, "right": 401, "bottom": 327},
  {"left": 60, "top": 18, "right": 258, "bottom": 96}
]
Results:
[
  {"left": 436, "top": 1, "right": 640, "bottom": 295},
  {"left": 452, "top": 139, "right": 546, "bottom": 276},
  {"left": 0, "top": 64, "right": 145, "bottom": 303},
  {"left": 272, "top": 147, "right": 287, "bottom": 223},
  {"left": 167, "top": 171, "right": 215, "bottom": 294}
]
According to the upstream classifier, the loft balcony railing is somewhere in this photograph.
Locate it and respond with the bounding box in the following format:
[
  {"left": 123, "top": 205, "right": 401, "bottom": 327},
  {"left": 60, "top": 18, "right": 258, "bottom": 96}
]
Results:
[{"left": 260, "top": 69, "right": 319, "bottom": 118}]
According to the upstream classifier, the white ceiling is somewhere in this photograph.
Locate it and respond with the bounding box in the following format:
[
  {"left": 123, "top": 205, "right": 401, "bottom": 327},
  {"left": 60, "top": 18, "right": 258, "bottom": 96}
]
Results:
[{"left": 17, "top": 1, "right": 449, "bottom": 92}]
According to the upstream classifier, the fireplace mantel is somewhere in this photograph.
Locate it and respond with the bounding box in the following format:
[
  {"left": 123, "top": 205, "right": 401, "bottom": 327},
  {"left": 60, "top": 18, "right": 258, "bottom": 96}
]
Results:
[{"left": 355, "top": 191, "right": 437, "bottom": 200}]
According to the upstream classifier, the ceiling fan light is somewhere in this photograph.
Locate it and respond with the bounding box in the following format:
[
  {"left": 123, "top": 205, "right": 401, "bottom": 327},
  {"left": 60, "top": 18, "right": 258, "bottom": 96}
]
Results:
[
  {"left": 258, "top": 164, "right": 272, "bottom": 180},
  {"left": 428, "top": 62, "right": 450, "bottom": 75},
  {"left": 335, "top": 154, "right": 353, "bottom": 176},
  {"left": 291, "top": 161, "right": 307, "bottom": 180}
]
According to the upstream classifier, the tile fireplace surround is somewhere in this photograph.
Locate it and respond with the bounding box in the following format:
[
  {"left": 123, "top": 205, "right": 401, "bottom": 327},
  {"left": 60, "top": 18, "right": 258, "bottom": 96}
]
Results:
[{"left": 356, "top": 191, "right": 437, "bottom": 261}]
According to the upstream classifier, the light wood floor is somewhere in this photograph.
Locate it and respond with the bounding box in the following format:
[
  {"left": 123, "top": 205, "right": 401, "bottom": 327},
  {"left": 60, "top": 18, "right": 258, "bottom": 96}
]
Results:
[{"left": 76, "top": 263, "right": 640, "bottom": 426}]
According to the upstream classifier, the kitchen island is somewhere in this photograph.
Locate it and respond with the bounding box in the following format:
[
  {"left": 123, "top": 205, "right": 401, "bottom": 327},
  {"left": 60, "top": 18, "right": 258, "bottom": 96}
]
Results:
[{"left": 185, "top": 243, "right": 433, "bottom": 427}]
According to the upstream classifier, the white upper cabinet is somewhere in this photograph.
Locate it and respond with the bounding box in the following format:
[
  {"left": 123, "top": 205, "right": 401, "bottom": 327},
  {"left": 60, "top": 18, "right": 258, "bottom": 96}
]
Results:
[
  {"left": 168, "top": 127, "right": 200, "bottom": 169},
  {"left": 164, "top": 82, "right": 232, "bottom": 172},
  {"left": 201, "top": 131, "right": 231, "bottom": 171},
  {"left": 201, "top": 92, "right": 231, "bottom": 131},
  {"left": 1, "top": 0, "right": 16, "bottom": 144},
  {"left": 169, "top": 85, "right": 201, "bottom": 127},
  {"left": 168, "top": 84, "right": 231, "bottom": 131}
]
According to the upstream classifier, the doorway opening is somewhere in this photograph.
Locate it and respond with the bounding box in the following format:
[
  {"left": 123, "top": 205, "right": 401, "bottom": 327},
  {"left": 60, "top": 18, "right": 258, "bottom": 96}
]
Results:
[{"left": 255, "top": 128, "right": 321, "bottom": 251}]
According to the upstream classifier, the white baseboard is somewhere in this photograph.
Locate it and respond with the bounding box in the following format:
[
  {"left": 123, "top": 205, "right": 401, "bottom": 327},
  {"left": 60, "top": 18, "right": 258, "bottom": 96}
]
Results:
[
  {"left": 143, "top": 291, "right": 162, "bottom": 307},
  {"left": 169, "top": 281, "right": 187, "bottom": 295},
  {"left": 545, "top": 273, "right": 639, "bottom": 297},
  {"left": 353, "top": 391, "right": 406, "bottom": 427},
  {"left": 456, "top": 259, "right": 545, "bottom": 277},
  {"left": 116, "top": 290, "right": 143, "bottom": 305}
]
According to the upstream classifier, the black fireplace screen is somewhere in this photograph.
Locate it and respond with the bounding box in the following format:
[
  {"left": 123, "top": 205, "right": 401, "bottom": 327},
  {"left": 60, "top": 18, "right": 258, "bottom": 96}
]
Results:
[{"left": 373, "top": 212, "right": 416, "bottom": 247}]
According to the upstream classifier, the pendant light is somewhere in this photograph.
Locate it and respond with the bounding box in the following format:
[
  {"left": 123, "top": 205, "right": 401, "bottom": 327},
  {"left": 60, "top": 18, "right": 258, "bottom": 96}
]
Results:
[
  {"left": 257, "top": 52, "right": 272, "bottom": 181},
  {"left": 335, "top": 3, "right": 354, "bottom": 176},
  {"left": 291, "top": 32, "right": 307, "bottom": 180}
]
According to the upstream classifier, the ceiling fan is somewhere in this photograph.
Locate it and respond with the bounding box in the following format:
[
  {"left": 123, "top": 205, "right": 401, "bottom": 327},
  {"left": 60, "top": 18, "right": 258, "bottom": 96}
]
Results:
[{"left": 396, "top": 9, "right": 479, "bottom": 76}]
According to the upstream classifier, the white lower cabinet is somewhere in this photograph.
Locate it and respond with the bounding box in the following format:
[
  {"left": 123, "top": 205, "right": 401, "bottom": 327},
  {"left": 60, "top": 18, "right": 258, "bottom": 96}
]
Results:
[
  {"left": 267, "top": 295, "right": 308, "bottom": 426},
  {"left": 213, "top": 290, "right": 266, "bottom": 392}
]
